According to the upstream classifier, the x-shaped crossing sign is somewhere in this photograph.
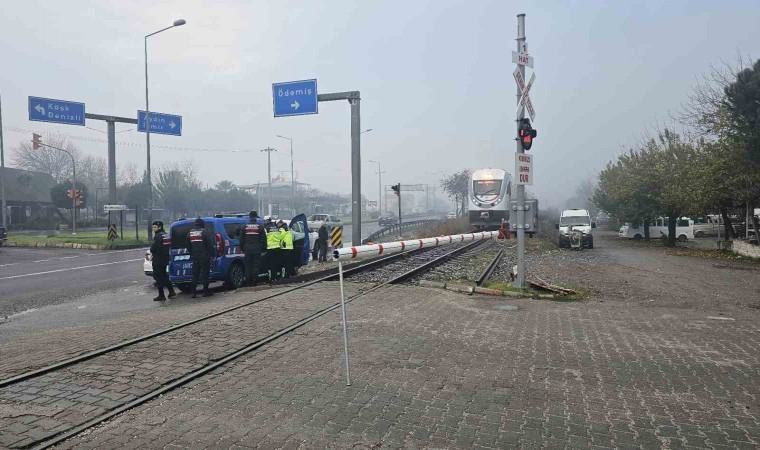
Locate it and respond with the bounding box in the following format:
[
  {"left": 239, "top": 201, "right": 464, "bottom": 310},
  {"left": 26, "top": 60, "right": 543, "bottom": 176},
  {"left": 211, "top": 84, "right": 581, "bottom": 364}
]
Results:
[{"left": 513, "top": 68, "right": 536, "bottom": 121}]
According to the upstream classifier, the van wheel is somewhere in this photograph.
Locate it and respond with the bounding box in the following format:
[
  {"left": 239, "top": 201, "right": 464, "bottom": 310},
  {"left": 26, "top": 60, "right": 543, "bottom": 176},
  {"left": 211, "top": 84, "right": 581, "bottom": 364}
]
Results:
[
  {"left": 695, "top": 231, "right": 704, "bottom": 238},
  {"left": 225, "top": 262, "right": 245, "bottom": 290},
  {"left": 176, "top": 284, "right": 193, "bottom": 293},
  {"left": 678, "top": 235, "right": 688, "bottom": 242},
  {"left": 633, "top": 234, "right": 643, "bottom": 241},
  {"left": 588, "top": 238, "right": 594, "bottom": 249}
]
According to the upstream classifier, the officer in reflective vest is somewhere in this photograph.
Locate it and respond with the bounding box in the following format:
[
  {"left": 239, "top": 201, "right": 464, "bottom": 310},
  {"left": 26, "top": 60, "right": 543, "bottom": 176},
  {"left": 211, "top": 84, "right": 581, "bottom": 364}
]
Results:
[
  {"left": 264, "top": 216, "right": 282, "bottom": 281},
  {"left": 150, "top": 220, "right": 176, "bottom": 301},
  {"left": 237, "top": 210, "right": 266, "bottom": 287},
  {"left": 279, "top": 221, "right": 295, "bottom": 277},
  {"left": 185, "top": 218, "right": 215, "bottom": 298}
]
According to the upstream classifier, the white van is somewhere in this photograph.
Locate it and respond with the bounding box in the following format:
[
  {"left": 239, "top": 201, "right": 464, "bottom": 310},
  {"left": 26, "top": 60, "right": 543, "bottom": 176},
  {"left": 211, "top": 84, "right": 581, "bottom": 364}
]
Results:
[
  {"left": 618, "top": 217, "right": 694, "bottom": 241},
  {"left": 557, "top": 209, "right": 595, "bottom": 248}
]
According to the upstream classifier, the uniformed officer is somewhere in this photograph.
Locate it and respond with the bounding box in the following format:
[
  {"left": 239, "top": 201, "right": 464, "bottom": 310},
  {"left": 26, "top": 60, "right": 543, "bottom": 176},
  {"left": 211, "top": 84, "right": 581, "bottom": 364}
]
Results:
[
  {"left": 238, "top": 210, "right": 266, "bottom": 287},
  {"left": 150, "top": 220, "right": 176, "bottom": 301},
  {"left": 264, "top": 216, "right": 283, "bottom": 281},
  {"left": 317, "top": 221, "right": 329, "bottom": 262},
  {"left": 186, "top": 218, "right": 215, "bottom": 298},
  {"left": 279, "top": 220, "right": 295, "bottom": 277}
]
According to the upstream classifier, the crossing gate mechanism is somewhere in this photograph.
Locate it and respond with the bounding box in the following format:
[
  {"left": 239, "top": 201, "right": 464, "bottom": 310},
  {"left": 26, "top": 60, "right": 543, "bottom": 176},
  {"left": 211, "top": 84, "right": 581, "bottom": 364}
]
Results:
[{"left": 330, "top": 227, "right": 343, "bottom": 248}]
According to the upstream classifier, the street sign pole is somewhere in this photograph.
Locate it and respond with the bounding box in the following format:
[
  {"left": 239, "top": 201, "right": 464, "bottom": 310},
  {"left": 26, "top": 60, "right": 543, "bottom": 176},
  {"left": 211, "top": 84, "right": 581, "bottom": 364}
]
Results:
[
  {"left": 0, "top": 91, "right": 7, "bottom": 229},
  {"left": 514, "top": 13, "right": 527, "bottom": 288}
]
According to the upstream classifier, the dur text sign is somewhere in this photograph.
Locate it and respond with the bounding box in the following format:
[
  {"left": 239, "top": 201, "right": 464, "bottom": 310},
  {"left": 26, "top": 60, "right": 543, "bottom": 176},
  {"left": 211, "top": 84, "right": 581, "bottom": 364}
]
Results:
[
  {"left": 272, "top": 79, "right": 318, "bottom": 117},
  {"left": 28, "top": 96, "right": 85, "bottom": 126},
  {"left": 515, "top": 153, "right": 533, "bottom": 186},
  {"left": 137, "top": 110, "right": 182, "bottom": 136}
]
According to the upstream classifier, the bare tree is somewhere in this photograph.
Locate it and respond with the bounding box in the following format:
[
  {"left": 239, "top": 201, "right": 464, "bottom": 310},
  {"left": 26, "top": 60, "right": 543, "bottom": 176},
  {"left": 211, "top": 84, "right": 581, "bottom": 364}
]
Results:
[{"left": 12, "top": 134, "right": 80, "bottom": 182}]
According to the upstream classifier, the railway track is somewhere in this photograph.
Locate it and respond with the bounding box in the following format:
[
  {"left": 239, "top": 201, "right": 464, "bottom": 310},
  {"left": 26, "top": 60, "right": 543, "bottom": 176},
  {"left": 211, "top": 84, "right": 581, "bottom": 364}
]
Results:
[{"left": 0, "top": 238, "right": 493, "bottom": 449}]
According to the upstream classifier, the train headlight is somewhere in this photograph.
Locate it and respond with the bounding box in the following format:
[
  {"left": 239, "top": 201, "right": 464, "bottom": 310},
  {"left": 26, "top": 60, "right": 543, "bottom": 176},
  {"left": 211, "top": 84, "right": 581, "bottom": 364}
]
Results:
[{"left": 475, "top": 201, "right": 482, "bottom": 207}]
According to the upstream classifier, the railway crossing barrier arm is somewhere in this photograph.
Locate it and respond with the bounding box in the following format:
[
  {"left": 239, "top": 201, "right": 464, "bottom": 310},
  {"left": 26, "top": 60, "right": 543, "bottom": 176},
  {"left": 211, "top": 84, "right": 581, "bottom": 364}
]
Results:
[{"left": 361, "top": 219, "right": 439, "bottom": 244}]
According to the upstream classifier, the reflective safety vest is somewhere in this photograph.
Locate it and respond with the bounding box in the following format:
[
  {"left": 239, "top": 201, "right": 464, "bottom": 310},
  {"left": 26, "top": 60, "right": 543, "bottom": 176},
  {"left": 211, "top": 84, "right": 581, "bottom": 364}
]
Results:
[
  {"left": 281, "top": 230, "right": 294, "bottom": 250},
  {"left": 267, "top": 228, "right": 282, "bottom": 250}
]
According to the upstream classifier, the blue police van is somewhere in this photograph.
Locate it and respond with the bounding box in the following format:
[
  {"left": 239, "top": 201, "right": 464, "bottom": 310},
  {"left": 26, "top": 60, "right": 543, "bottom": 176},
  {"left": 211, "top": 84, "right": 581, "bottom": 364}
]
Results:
[{"left": 167, "top": 213, "right": 310, "bottom": 291}]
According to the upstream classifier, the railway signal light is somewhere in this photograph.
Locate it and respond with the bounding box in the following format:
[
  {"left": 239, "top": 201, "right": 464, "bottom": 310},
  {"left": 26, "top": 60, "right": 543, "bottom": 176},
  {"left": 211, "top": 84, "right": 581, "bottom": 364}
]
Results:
[
  {"left": 67, "top": 188, "right": 76, "bottom": 199},
  {"left": 391, "top": 183, "right": 400, "bottom": 197},
  {"left": 32, "top": 133, "right": 42, "bottom": 150},
  {"left": 518, "top": 118, "right": 537, "bottom": 151}
]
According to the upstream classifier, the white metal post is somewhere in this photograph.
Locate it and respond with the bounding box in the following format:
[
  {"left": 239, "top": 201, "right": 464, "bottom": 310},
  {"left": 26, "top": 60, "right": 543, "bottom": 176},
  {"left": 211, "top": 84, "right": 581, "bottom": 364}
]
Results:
[
  {"left": 0, "top": 91, "right": 6, "bottom": 229},
  {"left": 338, "top": 260, "right": 351, "bottom": 385},
  {"left": 514, "top": 14, "right": 527, "bottom": 288},
  {"left": 261, "top": 148, "right": 276, "bottom": 217}
]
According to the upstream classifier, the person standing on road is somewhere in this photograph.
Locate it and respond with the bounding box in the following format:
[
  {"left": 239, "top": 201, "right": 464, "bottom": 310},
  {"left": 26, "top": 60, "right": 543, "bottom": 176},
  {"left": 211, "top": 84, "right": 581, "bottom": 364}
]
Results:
[
  {"left": 238, "top": 210, "right": 266, "bottom": 287},
  {"left": 264, "top": 216, "right": 282, "bottom": 282},
  {"left": 279, "top": 221, "right": 295, "bottom": 277},
  {"left": 150, "top": 221, "right": 176, "bottom": 301},
  {"left": 317, "top": 221, "right": 329, "bottom": 262},
  {"left": 186, "top": 218, "right": 215, "bottom": 298}
]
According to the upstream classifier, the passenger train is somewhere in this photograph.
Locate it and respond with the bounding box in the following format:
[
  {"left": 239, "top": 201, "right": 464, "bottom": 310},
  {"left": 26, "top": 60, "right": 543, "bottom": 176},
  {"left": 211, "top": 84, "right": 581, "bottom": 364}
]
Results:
[{"left": 468, "top": 168, "right": 512, "bottom": 230}]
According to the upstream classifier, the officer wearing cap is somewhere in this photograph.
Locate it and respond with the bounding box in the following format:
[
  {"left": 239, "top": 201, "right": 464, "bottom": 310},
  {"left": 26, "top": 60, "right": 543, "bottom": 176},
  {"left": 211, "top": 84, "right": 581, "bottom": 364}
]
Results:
[
  {"left": 237, "top": 211, "right": 266, "bottom": 287},
  {"left": 150, "top": 220, "right": 176, "bottom": 301},
  {"left": 186, "top": 218, "right": 215, "bottom": 298},
  {"left": 264, "top": 216, "right": 282, "bottom": 281}
]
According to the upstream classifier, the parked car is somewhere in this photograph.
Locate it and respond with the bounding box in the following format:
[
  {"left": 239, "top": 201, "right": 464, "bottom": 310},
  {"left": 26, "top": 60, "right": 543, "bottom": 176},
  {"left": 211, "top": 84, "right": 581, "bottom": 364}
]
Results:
[
  {"left": 378, "top": 216, "right": 398, "bottom": 226},
  {"left": 168, "top": 214, "right": 310, "bottom": 291},
  {"left": 618, "top": 217, "right": 693, "bottom": 242},
  {"left": 447, "top": 212, "right": 457, "bottom": 219},
  {"left": 306, "top": 214, "right": 342, "bottom": 232},
  {"left": 0, "top": 226, "right": 7, "bottom": 247}
]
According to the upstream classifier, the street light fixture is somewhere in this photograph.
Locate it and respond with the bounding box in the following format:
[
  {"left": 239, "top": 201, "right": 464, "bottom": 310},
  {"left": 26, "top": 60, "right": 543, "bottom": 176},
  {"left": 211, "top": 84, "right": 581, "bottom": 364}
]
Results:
[
  {"left": 361, "top": 128, "right": 372, "bottom": 134},
  {"left": 144, "top": 18, "right": 186, "bottom": 241},
  {"left": 275, "top": 135, "right": 295, "bottom": 216}
]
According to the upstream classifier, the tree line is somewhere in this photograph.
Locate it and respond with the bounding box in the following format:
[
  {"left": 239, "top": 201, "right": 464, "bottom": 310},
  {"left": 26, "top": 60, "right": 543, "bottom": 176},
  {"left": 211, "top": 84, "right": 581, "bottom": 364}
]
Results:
[{"left": 594, "top": 58, "right": 760, "bottom": 246}]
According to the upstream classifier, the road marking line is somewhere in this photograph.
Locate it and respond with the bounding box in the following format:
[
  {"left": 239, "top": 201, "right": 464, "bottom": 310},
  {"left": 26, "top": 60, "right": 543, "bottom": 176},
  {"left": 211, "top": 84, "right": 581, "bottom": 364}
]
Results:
[
  {"left": 0, "top": 259, "right": 143, "bottom": 280},
  {"left": 0, "top": 263, "right": 17, "bottom": 267},
  {"left": 33, "top": 259, "right": 51, "bottom": 263}
]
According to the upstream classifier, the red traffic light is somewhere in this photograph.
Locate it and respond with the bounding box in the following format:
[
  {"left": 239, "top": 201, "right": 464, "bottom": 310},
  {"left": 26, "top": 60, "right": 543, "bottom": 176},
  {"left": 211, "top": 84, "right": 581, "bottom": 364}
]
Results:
[
  {"left": 67, "top": 188, "right": 75, "bottom": 199},
  {"left": 391, "top": 184, "right": 400, "bottom": 197},
  {"left": 32, "top": 133, "right": 42, "bottom": 150},
  {"left": 518, "top": 119, "right": 537, "bottom": 151}
]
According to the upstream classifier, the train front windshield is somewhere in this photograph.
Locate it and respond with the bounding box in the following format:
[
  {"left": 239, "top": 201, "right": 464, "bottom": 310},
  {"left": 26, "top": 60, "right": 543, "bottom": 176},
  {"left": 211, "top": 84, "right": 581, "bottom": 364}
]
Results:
[{"left": 473, "top": 180, "right": 502, "bottom": 197}]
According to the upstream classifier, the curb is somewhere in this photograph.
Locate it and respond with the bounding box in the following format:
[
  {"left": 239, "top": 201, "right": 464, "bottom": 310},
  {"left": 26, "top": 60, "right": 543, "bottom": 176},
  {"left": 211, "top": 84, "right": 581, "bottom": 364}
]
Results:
[
  {"left": 5, "top": 241, "right": 147, "bottom": 251},
  {"left": 418, "top": 280, "right": 557, "bottom": 300}
]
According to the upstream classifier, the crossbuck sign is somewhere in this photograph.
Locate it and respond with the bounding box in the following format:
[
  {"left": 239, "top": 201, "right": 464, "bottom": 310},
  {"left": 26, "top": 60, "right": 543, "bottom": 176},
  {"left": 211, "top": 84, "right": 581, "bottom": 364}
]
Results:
[{"left": 513, "top": 69, "right": 536, "bottom": 121}]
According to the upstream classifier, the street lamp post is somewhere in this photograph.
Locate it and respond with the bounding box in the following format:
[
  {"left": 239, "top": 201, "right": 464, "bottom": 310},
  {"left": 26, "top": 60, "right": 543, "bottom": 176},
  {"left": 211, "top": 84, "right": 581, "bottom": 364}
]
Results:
[
  {"left": 261, "top": 148, "right": 277, "bottom": 217},
  {"left": 276, "top": 135, "right": 295, "bottom": 216},
  {"left": 145, "top": 18, "right": 186, "bottom": 241},
  {"left": 427, "top": 171, "right": 442, "bottom": 213},
  {"left": 368, "top": 159, "right": 383, "bottom": 215}
]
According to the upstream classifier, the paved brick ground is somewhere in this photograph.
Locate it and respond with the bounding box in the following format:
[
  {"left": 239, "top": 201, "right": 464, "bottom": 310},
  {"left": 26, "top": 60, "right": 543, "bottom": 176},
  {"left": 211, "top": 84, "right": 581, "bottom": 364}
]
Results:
[
  {"left": 0, "top": 282, "right": 363, "bottom": 448},
  {"left": 54, "top": 282, "right": 760, "bottom": 449}
]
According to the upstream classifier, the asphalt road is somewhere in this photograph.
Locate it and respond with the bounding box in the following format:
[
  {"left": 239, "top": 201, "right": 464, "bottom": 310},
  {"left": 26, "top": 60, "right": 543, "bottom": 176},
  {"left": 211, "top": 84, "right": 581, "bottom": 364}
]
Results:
[{"left": 0, "top": 246, "right": 151, "bottom": 317}]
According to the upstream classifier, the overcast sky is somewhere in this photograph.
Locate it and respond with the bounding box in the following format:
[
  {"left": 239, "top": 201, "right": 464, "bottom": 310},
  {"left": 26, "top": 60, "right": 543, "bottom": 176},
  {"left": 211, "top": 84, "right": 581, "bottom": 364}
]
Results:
[{"left": 1, "top": 0, "right": 759, "bottom": 208}]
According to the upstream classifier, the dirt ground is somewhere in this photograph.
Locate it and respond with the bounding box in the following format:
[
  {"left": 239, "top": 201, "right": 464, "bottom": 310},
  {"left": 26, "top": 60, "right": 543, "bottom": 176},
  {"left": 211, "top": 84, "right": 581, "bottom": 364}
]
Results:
[{"left": 519, "top": 231, "right": 760, "bottom": 311}]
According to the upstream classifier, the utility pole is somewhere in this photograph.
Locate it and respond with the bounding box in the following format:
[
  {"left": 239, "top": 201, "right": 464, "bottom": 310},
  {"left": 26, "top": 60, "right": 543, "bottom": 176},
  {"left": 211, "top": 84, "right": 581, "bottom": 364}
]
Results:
[
  {"left": 514, "top": 13, "right": 527, "bottom": 288},
  {"left": 276, "top": 135, "right": 295, "bottom": 216},
  {"left": 261, "top": 148, "right": 276, "bottom": 217},
  {"left": 0, "top": 91, "right": 6, "bottom": 229},
  {"left": 369, "top": 160, "right": 383, "bottom": 215}
]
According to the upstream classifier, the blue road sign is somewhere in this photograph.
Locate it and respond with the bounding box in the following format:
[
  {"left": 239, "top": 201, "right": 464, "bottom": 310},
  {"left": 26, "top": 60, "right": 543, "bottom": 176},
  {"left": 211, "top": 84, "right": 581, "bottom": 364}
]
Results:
[
  {"left": 137, "top": 110, "right": 182, "bottom": 136},
  {"left": 272, "top": 79, "right": 318, "bottom": 117},
  {"left": 28, "top": 96, "right": 86, "bottom": 126}
]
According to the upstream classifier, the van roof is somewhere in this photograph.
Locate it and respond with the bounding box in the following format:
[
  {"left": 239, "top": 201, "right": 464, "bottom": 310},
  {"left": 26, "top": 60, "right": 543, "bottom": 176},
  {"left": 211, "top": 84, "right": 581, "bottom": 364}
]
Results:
[{"left": 561, "top": 209, "right": 590, "bottom": 217}]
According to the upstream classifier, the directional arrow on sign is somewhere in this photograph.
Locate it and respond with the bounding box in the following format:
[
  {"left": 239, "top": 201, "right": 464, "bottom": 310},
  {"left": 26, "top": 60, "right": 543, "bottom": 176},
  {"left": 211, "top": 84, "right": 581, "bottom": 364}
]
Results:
[
  {"left": 513, "top": 68, "right": 536, "bottom": 121},
  {"left": 291, "top": 100, "right": 300, "bottom": 110},
  {"left": 35, "top": 104, "right": 45, "bottom": 115},
  {"left": 169, "top": 121, "right": 176, "bottom": 130}
]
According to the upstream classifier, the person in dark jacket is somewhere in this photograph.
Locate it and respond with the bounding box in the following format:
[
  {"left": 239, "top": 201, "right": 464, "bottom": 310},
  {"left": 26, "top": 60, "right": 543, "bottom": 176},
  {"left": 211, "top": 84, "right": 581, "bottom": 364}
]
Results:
[
  {"left": 151, "top": 221, "right": 176, "bottom": 301},
  {"left": 317, "top": 221, "right": 329, "bottom": 262},
  {"left": 238, "top": 210, "right": 266, "bottom": 287},
  {"left": 186, "top": 218, "right": 215, "bottom": 298}
]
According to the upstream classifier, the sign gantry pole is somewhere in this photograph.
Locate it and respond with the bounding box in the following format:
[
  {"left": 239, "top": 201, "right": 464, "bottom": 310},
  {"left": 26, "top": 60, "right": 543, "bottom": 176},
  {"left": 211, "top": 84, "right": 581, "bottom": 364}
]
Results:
[{"left": 514, "top": 14, "right": 528, "bottom": 288}]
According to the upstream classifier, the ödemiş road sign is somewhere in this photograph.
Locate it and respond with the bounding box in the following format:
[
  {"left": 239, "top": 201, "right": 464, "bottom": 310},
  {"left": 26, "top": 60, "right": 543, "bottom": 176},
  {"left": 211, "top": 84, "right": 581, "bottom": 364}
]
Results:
[
  {"left": 137, "top": 110, "right": 182, "bottom": 136},
  {"left": 28, "top": 96, "right": 85, "bottom": 126},
  {"left": 272, "top": 79, "right": 318, "bottom": 117}
]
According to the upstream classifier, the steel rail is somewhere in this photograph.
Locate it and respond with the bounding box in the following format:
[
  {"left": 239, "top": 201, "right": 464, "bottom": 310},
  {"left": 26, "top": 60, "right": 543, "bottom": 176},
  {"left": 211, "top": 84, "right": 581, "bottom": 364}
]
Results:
[
  {"left": 476, "top": 249, "right": 504, "bottom": 286},
  {"left": 28, "top": 240, "right": 489, "bottom": 449}
]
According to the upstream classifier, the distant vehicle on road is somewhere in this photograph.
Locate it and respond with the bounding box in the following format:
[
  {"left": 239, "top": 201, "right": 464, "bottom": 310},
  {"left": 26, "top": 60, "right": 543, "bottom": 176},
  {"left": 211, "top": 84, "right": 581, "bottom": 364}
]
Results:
[
  {"left": 306, "top": 214, "right": 342, "bottom": 232},
  {"left": 618, "top": 217, "right": 693, "bottom": 242},
  {"left": 468, "top": 168, "right": 512, "bottom": 230},
  {"left": 447, "top": 212, "right": 457, "bottom": 219},
  {"left": 557, "top": 209, "right": 595, "bottom": 249},
  {"left": 378, "top": 216, "right": 398, "bottom": 226},
  {"left": 0, "top": 226, "right": 6, "bottom": 247}
]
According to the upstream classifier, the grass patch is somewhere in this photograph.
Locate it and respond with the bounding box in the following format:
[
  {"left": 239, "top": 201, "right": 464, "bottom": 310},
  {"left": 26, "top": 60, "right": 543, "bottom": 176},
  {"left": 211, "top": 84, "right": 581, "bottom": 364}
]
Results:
[
  {"left": 8, "top": 230, "right": 149, "bottom": 247},
  {"left": 671, "top": 248, "right": 760, "bottom": 264}
]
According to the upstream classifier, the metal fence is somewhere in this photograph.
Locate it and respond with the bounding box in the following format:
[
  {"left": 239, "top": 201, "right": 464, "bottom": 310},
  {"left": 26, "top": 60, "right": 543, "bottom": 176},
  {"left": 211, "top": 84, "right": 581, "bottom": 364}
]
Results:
[{"left": 361, "top": 219, "right": 439, "bottom": 244}]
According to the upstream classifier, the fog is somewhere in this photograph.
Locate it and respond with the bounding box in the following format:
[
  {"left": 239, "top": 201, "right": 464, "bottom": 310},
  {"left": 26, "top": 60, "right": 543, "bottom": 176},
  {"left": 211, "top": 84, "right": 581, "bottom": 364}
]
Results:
[{"left": 2, "top": 0, "right": 759, "bottom": 209}]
